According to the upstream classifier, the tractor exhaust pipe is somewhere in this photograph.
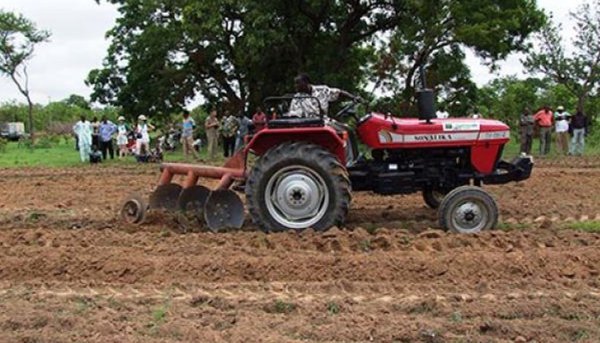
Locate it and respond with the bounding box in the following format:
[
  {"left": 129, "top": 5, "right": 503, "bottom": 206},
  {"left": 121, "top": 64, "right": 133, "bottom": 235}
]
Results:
[{"left": 417, "top": 64, "right": 436, "bottom": 123}]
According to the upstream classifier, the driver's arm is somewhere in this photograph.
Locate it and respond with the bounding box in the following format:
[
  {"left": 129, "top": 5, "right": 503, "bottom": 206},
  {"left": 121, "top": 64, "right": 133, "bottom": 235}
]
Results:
[{"left": 329, "top": 87, "right": 361, "bottom": 103}]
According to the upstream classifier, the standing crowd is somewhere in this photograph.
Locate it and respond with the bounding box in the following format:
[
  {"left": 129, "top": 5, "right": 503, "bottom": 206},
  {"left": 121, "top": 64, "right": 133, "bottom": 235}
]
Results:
[
  {"left": 519, "top": 105, "right": 589, "bottom": 156},
  {"left": 73, "top": 114, "right": 157, "bottom": 163},
  {"left": 72, "top": 107, "right": 274, "bottom": 164}
]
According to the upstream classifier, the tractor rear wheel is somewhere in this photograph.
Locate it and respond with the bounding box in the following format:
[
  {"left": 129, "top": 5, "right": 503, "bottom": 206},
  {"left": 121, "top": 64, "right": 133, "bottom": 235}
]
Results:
[
  {"left": 246, "top": 142, "right": 351, "bottom": 232},
  {"left": 438, "top": 186, "right": 498, "bottom": 234}
]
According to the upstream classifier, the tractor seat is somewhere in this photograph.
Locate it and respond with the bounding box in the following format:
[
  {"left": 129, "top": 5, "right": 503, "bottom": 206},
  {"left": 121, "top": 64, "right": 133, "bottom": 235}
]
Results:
[{"left": 267, "top": 117, "right": 324, "bottom": 129}]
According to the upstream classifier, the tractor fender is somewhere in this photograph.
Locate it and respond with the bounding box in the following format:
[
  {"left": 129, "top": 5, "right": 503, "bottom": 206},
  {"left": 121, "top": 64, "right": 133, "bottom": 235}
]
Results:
[{"left": 245, "top": 126, "right": 347, "bottom": 165}]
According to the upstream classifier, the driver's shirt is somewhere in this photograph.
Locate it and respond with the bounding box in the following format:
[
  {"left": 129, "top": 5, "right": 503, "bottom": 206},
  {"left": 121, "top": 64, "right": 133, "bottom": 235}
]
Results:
[{"left": 289, "top": 85, "right": 341, "bottom": 117}]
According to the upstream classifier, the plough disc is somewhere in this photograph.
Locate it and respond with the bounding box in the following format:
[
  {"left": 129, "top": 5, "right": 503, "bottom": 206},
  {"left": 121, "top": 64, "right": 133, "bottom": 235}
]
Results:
[
  {"left": 177, "top": 185, "right": 211, "bottom": 224},
  {"left": 204, "top": 189, "right": 245, "bottom": 232},
  {"left": 149, "top": 183, "right": 182, "bottom": 211},
  {"left": 120, "top": 192, "right": 147, "bottom": 224}
]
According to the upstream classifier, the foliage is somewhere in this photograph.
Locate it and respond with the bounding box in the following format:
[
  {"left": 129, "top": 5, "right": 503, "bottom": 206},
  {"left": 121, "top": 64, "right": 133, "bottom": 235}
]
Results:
[
  {"left": 64, "top": 94, "right": 91, "bottom": 110},
  {"left": 478, "top": 76, "right": 546, "bottom": 128},
  {"left": 477, "top": 75, "right": 600, "bottom": 131},
  {"left": 88, "top": 0, "right": 405, "bottom": 118},
  {"left": 371, "top": 0, "right": 546, "bottom": 114},
  {"left": 0, "top": 10, "right": 51, "bottom": 138},
  {"left": 525, "top": 0, "right": 600, "bottom": 116},
  {"left": 88, "top": 0, "right": 545, "bottom": 119},
  {"left": 0, "top": 100, "right": 122, "bottom": 131},
  {"left": 190, "top": 106, "right": 209, "bottom": 139}
]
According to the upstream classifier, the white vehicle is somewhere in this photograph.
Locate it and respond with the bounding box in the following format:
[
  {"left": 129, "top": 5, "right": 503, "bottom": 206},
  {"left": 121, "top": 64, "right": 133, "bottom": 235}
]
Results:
[{"left": 0, "top": 122, "right": 26, "bottom": 141}]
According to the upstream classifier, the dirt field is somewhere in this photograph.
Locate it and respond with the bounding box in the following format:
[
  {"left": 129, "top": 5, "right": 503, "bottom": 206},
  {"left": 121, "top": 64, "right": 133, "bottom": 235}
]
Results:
[{"left": 0, "top": 157, "right": 599, "bottom": 342}]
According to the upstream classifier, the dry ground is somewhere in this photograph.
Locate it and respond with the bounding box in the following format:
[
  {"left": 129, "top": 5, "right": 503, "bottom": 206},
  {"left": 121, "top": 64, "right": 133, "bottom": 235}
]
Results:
[{"left": 0, "top": 157, "right": 599, "bottom": 342}]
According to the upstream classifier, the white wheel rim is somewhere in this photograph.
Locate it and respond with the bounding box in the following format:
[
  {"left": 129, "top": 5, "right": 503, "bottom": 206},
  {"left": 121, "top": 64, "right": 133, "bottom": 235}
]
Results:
[
  {"left": 450, "top": 198, "right": 489, "bottom": 233},
  {"left": 264, "top": 165, "right": 329, "bottom": 229}
]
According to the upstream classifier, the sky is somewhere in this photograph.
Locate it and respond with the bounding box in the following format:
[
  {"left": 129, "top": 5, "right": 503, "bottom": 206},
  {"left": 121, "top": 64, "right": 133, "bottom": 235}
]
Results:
[{"left": 0, "top": 0, "right": 587, "bottom": 106}]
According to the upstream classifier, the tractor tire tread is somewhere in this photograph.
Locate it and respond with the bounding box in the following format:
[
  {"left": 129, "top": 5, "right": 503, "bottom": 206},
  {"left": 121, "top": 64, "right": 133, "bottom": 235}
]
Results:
[
  {"left": 246, "top": 142, "right": 351, "bottom": 232},
  {"left": 438, "top": 185, "right": 499, "bottom": 233}
]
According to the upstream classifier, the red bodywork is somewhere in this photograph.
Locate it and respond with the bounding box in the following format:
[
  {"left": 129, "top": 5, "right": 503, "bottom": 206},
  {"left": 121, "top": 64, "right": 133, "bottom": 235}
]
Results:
[
  {"left": 244, "top": 113, "right": 510, "bottom": 175},
  {"left": 356, "top": 113, "right": 510, "bottom": 174},
  {"left": 245, "top": 126, "right": 347, "bottom": 166}
]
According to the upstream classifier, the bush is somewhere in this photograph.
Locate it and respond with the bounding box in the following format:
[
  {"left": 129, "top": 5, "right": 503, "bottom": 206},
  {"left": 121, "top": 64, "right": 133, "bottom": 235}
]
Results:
[
  {"left": 46, "top": 122, "right": 73, "bottom": 136},
  {"left": 20, "top": 135, "right": 60, "bottom": 150},
  {"left": 0, "top": 138, "right": 7, "bottom": 153}
]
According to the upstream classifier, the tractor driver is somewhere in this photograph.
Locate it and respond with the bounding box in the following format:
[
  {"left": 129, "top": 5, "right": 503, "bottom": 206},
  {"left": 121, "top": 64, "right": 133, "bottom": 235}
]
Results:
[
  {"left": 289, "top": 73, "right": 358, "bottom": 118},
  {"left": 288, "top": 73, "right": 360, "bottom": 165}
]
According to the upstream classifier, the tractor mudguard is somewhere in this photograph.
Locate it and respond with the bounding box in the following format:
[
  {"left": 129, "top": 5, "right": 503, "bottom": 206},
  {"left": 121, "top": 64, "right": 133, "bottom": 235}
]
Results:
[{"left": 245, "top": 126, "right": 347, "bottom": 165}]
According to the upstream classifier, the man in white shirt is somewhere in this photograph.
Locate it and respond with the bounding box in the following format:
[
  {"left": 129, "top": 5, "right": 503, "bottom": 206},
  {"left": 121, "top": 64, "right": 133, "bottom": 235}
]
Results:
[
  {"left": 554, "top": 105, "right": 571, "bottom": 155},
  {"left": 73, "top": 115, "right": 92, "bottom": 162},
  {"left": 288, "top": 74, "right": 359, "bottom": 118}
]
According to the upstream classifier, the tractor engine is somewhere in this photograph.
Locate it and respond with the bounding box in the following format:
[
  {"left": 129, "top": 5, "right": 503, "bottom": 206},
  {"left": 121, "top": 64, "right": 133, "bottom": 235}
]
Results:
[{"left": 349, "top": 146, "right": 472, "bottom": 195}]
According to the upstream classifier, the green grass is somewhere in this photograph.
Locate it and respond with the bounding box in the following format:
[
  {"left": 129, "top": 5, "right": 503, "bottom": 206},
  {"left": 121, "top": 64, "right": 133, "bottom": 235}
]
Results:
[
  {"left": 563, "top": 221, "right": 600, "bottom": 233},
  {"left": 0, "top": 138, "right": 226, "bottom": 168},
  {"left": 0, "top": 139, "right": 82, "bottom": 167}
]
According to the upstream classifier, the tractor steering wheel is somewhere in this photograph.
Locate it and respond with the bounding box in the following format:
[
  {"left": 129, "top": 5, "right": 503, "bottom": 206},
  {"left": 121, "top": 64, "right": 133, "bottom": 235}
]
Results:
[{"left": 332, "top": 96, "right": 363, "bottom": 121}]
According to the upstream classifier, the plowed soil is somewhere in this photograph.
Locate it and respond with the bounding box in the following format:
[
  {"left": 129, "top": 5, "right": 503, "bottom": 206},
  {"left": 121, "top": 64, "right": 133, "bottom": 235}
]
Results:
[{"left": 1, "top": 157, "right": 599, "bottom": 342}]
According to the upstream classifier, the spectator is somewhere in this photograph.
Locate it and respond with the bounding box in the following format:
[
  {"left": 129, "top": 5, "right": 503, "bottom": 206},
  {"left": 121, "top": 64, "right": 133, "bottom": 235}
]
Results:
[
  {"left": 252, "top": 106, "right": 268, "bottom": 132},
  {"left": 72, "top": 115, "right": 92, "bottom": 162},
  {"left": 470, "top": 108, "right": 482, "bottom": 119},
  {"left": 436, "top": 106, "right": 449, "bottom": 119},
  {"left": 220, "top": 111, "right": 239, "bottom": 158},
  {"left": 554, "top": 105, "right": 571, "bottom": 155},
  {"left": 270, "top": 107, "right": 278, "bottom": 120},
  {"left": 534, "top": 106, "right": 553, "bottom": 156},
  {"left": 98, "top": 116, "right": 117, "bottom": 160},
  {"left": 181, "top": 111, "right": 201, "bottom": 161},
  {"left": 116, "top": 116, "right": 130, "bottom": 159},
  {"left": 204, "top": 110, "right": 220, "bottom": 160},
  {"left": 569, "top": 109, "right": 588, "bottom": 156},
  {"left": 91, "top": 117, "right": 100, "bottom": 150},
  {"left": 135, "top": 115, "right": 155, "bottom": 156},
  {"left": 192, "top": 138, "right": 202, "bottom": 152},
  {"left": 519, "top": 107, "right": 534, "bottom": 155},
  {"left": 235, "top": 112, "right": 253, "bottom": 151}
]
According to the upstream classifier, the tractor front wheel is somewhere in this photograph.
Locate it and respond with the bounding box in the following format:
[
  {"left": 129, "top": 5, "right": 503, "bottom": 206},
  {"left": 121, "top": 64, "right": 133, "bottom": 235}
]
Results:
[
  {"left": 422, "top": 188, "right": 451, "bottom": 209},
  {"left": 438, "top": 186, "right": 498, "bottom": 234},
  {"left": 246, "top": 142, "right": 351, "bottom": 232}
]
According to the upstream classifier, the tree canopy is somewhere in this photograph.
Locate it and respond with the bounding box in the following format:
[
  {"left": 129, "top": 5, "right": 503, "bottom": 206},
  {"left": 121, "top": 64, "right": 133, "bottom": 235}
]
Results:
[
  {"left": 88, "top": 0, "right": 546, "bottom": 119},
  {"left": 525, "top": 0, "right": 600, "bottom": 113}
]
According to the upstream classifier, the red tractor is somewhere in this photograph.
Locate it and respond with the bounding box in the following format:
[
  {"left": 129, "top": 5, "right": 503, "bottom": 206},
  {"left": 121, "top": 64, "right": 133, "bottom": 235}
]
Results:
[{"left": 121, "top": 90, "right": 533, "bottom": 234}]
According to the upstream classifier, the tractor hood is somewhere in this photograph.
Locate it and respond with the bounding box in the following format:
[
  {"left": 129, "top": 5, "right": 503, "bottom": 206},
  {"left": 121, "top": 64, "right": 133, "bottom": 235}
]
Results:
[{"left": 357, "top": 113, "right": 510, "bottom": 149}]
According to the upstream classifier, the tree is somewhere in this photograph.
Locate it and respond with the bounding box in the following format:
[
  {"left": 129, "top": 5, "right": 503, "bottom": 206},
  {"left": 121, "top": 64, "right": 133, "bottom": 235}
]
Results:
[
  {"left": 88, "top": 0, "right": 403, "bottom": 117},
  {"left": 478, "top": 76, "right": 546, "bottom": 127},
  {"left": 63, "top": 94, "right": 91, "bottom": 110},
  {"left": 89, "top": 0, "right": 545, "bottom": 119},
  {"left": 372, "top": 0, "right": 546, "bottom": 114},
  {"left": 525, "top": 0, "right": 600, "bottom": 116},
  {"left": 0, "top": 10, "right": 50, "bottom": 140}
]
